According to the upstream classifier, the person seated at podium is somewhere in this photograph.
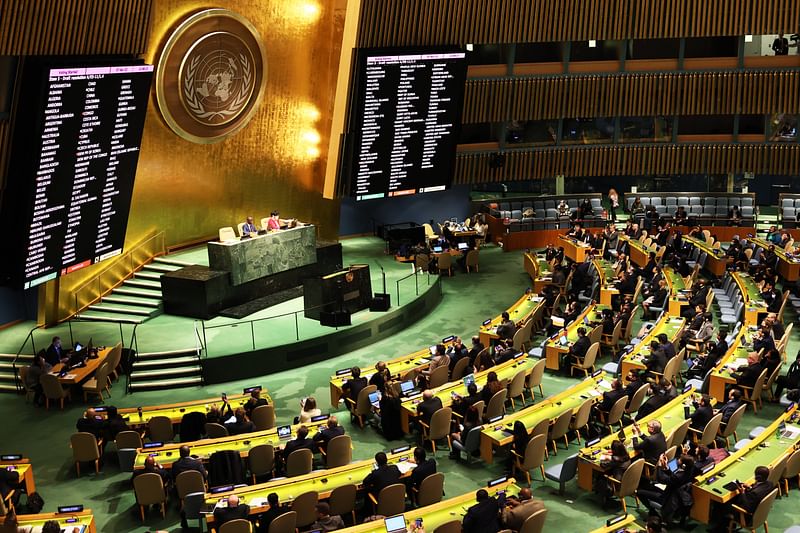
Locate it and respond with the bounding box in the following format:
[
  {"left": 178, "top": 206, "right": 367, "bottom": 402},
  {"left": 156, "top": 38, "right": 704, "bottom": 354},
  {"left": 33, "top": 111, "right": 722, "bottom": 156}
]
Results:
[
  {"left": 266, "top": 210, "right": 283, "bottom": 231},
  {"left": 242, "top": 216, "right": 258, "bottom": 236}
]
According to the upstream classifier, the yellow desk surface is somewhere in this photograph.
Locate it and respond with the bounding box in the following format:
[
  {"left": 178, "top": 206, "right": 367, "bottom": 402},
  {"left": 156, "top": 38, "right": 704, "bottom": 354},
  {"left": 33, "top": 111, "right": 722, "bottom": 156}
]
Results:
[
  {"left": 681, "top": 236, "right": 730, "bottom": 276},
  {"left": 751, "top": 237, "right": 800, "bottom": 282},
  {"left": 523, "top": 252, "right": 554, "bottom": 293},
  {"left": 0, "top": 457, "right": 35, "bottom": 492},
  {"left": 328, "top": 340, "right": 458, "bottom": 407},
  {"left": 589, "top": 514, "right": 644, "bottom": 533},
  {"left": 134, "top": 417, "right": 329, "bottom": 469},
  {"left": 619, "top": 315, "right": 685, "bottom": 380},
  {"left": 577, "top": 390, "right": 696, "bottom": 491},
  {"left": 665, "top": 267, "right": 689, "bottom": 317},
  {"left": 544, "top": 304, "right": 608, "bottom": 371},
  {"left": 732, "top": 272, "right": 768, "bottom": 326},
  {"left": 398, "top": 356, "right": 537, "bottom": 434},
  {"left": 708, "top": 326, "right": 753, "bottom": 403},
  {"left": 559, "top": 234, "right": 590, "bottom": 262},
  {"left": 114, "top": 390, "right": 267, "bottom": 427},
  {"left": 50, "top": 346, "right": 112, "bottom": 385},
  {"left": 619, "top": 235, "right": 657, "bottom": 267},
  {"left": 204, "top": 449, "right": 430, "bottom": 526},
  {"left": 480, "top": 373, "right": 612, "bottom": 463},
  {"left": 691, "top": 405, "right": 800, "bottom": 523},
  {"left": 595, "top": 259, "right": 620, "bottom": 306},
  {"left": 296, "top": 480, "right": 521, "bottom": 533},
  {"left": 479, "top": 292, "right": 545, "bottom": 345},
  {"left": 6, "top": 510, "right": 96, "bottom": 533}
]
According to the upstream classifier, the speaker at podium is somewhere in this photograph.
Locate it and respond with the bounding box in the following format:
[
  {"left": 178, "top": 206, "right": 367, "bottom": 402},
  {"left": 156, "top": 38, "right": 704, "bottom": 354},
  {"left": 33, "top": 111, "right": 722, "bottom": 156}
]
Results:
[{"left": 303, "top": 264, "right": 373, "bottom": 322}]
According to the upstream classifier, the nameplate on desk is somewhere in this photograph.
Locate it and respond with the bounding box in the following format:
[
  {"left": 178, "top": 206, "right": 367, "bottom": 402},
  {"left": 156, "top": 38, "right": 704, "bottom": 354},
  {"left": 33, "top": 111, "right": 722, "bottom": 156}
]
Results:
[
  {"left": 391, "top": 445, "right": 411, "bottom": 454},
  {"left": 606, "top": 514, "right": 627, "bottom": 527},
  {"left": 243, "top": 385, "right": 262, "bottom": 393},
  {"left": 0, "top": 455, "right": 22, "bottom": 461},
  {"left": 586, "top": 438, "right": 601, "bottom": 447},
  {"left": 406, "top": 392, "right": 422, "bottom": 399},
  {"left": 92, "top": 406, "right": 107, "bottom": 412},
  {"left": 143, "top": 442, "right": 163, "bottom": 449},
  {"left": 702, "top": 463, "right": 716, "bottom": 474},
  {"left": 683, "top": 384, "right": 693, "bottom": 393},
  {"left": 311, "top": 414, "right": 329, "bottom": 422},
  {"left": 335, "top": 369, "right": 351, "bottom": 376},
  {"left": 482, "top": 319, "right": 492, "bottom": 326},
  {"left": 487, "top": 476, "right": 507, "bottom": 487},
  {"left": 210, "top": 485, "right": 234, "bottom": 494},
  {"left": 441, "top": 335, "right": 455, "bottom": 343},
  {"left": 591, "top": 369, "right": 602, "bottom": 378},
  {"left": 488, "top": 415, "right": 504, "bottom": 423},
  {"left": 58, "top": 505, "right": 84, "bottom": 513}
]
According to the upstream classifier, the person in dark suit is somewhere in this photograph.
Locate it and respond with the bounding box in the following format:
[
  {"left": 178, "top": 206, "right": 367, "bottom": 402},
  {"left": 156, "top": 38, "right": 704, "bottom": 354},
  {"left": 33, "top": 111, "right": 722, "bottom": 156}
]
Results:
[
  {"left": 362, "top": 452, "right": 401, "bottom": 498},
  {"left": 495, "top": 312, "right": 516, "bottom": 340},
  {"left": 369, "top": 361, "right": 389, "bottom": 393},
  {"left": 417, "top": 390, "right": 443, "bottom": 426},
  {"left": 462, "top": 489, "right": 500, "bottom": 533},
  {"left": 313, "top": 416, "right": 345, "bottom": 452},
  {"left": 624, "top": 371, "right": 644, "bottom": 403},
  {"left": 597, "top": 379, "right": 626, "bottom": 413},
  {"left": 103, "top": 405, "right": 129, "bottom": 441},
  {"left": 172, "top": 445, "right": 207, "bottom": 482},
  {"left": 632, "top": 420, "right": 667, "bottom": 464},
  {"left": 689, "top": 394, "right": 714, "bottom": 431},
  {"left": 467, "top": 336, "right": 485, "bottom": 366},
  {"left": 283, "top": 425, "right": 314, "bottom": 458},
  {"left": 751, "top": 327, "right": 775, "bottom": 355},
  {"left": 241, "top": 216, "right": 258, "bottom": 235},
  {"left": 710, "top": 466, "right": 775, "bottom": 533},
  {"left": 244, "top": 388, "right": 268, "bottom": 417},
  {"left": 637, "top": 454, "right": 697, "bottom": 523},
  {"left": 635, "top": 381, "right": 673, "bottom": 421},
  {"left": 564, "top": 327, "right": 591, "bottom": 372},
  {"left": 0, "top": 466, "right": 20, "bottom": 503},
  {"left": 689, "top": 331, "right": 728, "bottom": 379},
  {"left": 256, "top": 492, "right": 289, "bottom": 533},
  {"left": 213, "top": 494, "right": 251, "bottom": 529},
  {"left": 225, "top": 407, "right": 256, "bottom": 436},
  {"left": 448, "top": 337, "right": 469, "bottom": 373},
  {"left": 732, "top": 353, "right": 765, "bottom": 388},
  {"left": 341, "top": 367, "right": 368, "bottom": 410},
  {"left": 406, "top": 447, "right": 436, "bottom": 492},
  {"left": 45, "top": 336, "right": 69, "bottom": 366},
  {"left": 761, "top": 282, "right": 783, "bottom": 314},
  {"left": 643, "top": 340, "right": 667, "bottom": 376},
  {"left": 76, "top": 408, "right": 106, "bottom": 439},
  {"left": 717, "top": 389, "right": 743, "bottom": 424},
  {"left": 657, "top": 333, "right": 676, "bottom": 360},
  {"left": 132, "top": 455, "right": 170, "bottom": 486}
]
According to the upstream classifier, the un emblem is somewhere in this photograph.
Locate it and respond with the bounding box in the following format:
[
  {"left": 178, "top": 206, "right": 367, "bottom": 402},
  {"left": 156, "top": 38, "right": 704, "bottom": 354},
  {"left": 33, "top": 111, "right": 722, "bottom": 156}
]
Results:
[{"left": 155, "top": 9, "right": 267, "bottom": 143}]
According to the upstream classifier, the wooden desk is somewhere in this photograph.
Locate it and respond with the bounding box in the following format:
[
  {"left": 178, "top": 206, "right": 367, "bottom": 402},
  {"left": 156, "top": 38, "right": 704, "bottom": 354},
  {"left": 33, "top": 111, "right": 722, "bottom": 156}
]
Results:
[
  {"left": 619, "top": 315, "right": 685, "bottom": 380},
  {"left": 0, "top": 457, "right": 35, "bottom": 493},
  {"left": 398, "top": 356, "right": 536, "bottom": 434},
  {"left": 750, "top": 237, "right": 800, "bottom": 281},
  {"left": 133, "top": 417, "right": 330, "bottom": 470},
  {"left": 204, "top": 450, "right": 427, "bottom": 528},
  {"left": 50, "top": 346, "right": 112, "bottom": 385},
  {"left": 708, "top": 326, "right": 754, "bottom": 402},
  {"left": 691, "top": 405, "right": 799, "bottom": 523},
  {"left": 595, "top": 259, "right": 619, "bottom": 306},
  {"left": 5, "top": 510, "right": 97, "bottom": 533},
  {"left": 523, "top": 252, "right": 554, "bottom": 293},
  {"left": 480, "top": 373, "right": 612, "bottom": 463},
  {"left": 479, "top": 293, "right": 545, "bottom": 346},
  {"left": 328, "top": 340, "right": 456, "bottom": 407},
  {"left": 620, "top": 235, "right": 657, "bottom": 267},
  {"left": 544, "top": 304, "right": 607, "bottom": 371},
  {"left": 681, "top": 236, "right": 730, "bottom": 276},
  {"left": 733, "top": 272, "right": 768, "bottom": 326},
  {"left": 113, "top": 390, "right": 267, "bottom": 427},
  {"left": 577, "top": 390, "right": 695, "bottom": 491},
  {"left": 665, "top": 267, "right": 689, "bottom": 317},
  {"left": 558, "top": 234, "right": 590, "bottom": 263},
  {"left": 282, "top": 480, "right": 522, "bottom": 533},
  {"left": 589, "top": 514, "right": 644, "bottom": 533}
]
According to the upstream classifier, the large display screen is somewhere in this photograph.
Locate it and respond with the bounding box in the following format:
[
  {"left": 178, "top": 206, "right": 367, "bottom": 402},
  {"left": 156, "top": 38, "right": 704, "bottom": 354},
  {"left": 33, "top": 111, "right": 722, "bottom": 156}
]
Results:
[
  {"left": 349, "top": 49, "right": 467, "bottom": 201},
  {"left": 19, "top": 64, "right": 153, "bottom": 289}
]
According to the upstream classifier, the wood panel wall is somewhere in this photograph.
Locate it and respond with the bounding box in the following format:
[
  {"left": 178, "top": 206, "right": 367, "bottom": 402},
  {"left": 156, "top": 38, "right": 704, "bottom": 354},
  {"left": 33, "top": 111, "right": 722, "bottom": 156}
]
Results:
[
  {"left": 454, "top": 144, "right": 800, "bottom": 183},
  {"left": 463, "top": 70, "right": 800, "bottom": 123},
  {"left": 0, "top": 0, "right": 152, "bottom": 55},
  {"left": 357, "top": 0, "right": 800, "bottom": 47}
]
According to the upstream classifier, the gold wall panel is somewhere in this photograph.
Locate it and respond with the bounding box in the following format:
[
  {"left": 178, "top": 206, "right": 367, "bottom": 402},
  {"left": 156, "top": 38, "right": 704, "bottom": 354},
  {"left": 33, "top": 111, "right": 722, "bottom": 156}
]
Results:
[
  {"left": 356, "top": 0, "right": 800, "bottom": 46},
  {"left": 454, "top": 144, "right": 800, "bottom": 183},
  {"left": 463, "top": 70, "right": 800, "bottom": 123}
]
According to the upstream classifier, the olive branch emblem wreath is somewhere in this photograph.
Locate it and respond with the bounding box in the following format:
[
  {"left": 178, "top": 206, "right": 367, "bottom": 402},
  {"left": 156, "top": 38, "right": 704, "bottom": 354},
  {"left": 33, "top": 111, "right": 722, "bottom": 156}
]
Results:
[{"left": 183, "top": 53, "right": 253, "bottom": 121}]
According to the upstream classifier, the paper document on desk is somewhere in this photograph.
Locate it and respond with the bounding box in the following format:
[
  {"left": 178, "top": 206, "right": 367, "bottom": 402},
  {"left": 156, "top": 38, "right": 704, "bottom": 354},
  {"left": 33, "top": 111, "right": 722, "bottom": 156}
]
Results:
[
  {"left": 587, "top": 389, "right": 602, "bottom": 397},
  {"left": 780, "top": 425, "right": 800, "bottom": 440},
  {"left": 732, "top": 358, "right": 749, "bottom": 368},
  {"left": 396, "top": 461, "right": 414, "bottom": 474}
]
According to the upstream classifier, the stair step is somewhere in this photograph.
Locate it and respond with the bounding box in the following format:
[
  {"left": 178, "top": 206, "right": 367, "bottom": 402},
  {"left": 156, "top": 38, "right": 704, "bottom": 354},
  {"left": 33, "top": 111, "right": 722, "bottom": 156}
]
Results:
[
  {"left": 103, "top": 295, "right": 161, "bottom": 308},
  {"left": 115, "top": 287, "right": 163, "bottom": 299},
  {"left": 134, "top": 356, "right": 199, "bottom": 369},
  {"left": 128, "top": 376, "right": 203, "bottom": 391},
  {"left": 88, "top": 304, "right": 154, "bottom": 317},
  {"left": 137, "top": 349, "right": 198, "bottom": 360},
  {"left": 130, "top": 365, "right": 202, "bottom": 379},
  {"left": 124, "top": 279, "right": 162, "bottom": 290},
  {"left": 153, "top": 257, "right": 194, "bottom": 267},
  {"left": 0, "top": 383, "right": 19, "bottom": 393},
  {"left": 75, "top": 312, "right": 144, "bottom": 324},
  {"left": 142, "top": 263, "right": 182, "bottom": 273},
  {"left": 135, "top": 271, "right": 162, "bottom": 281},
  {"left": 0, "top": 354, "right": 32, "bottom": 363},
  {"left": 0, "top": 371, "right": 18, "bottom": 382}
]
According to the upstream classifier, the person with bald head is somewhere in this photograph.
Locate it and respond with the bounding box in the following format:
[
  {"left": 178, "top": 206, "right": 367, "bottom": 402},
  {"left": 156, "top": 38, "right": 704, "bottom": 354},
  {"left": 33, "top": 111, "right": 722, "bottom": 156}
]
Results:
[
  {"left": 416, "top": 389, "right": 443, "bottom": 426},
  {"left": 172, "top": 445, "right": 207, "bottom": 482},
  {"left": 313, "top": 416, "right": 345, "bottom": 454},
  {"left": 241, "top": 216, "right": 258, "bottom": 236},
  {"left": 501, "top": 487, "right": 545, "bottom": 530},
  {"left": 213, "top": 494, "right": 251, "bottom": 529},
  {"left": 76, "top": 408, "right": 106, "bottom": 439},
  {"left": 132, "top": 454, "right": 169, "bottom": 486}
]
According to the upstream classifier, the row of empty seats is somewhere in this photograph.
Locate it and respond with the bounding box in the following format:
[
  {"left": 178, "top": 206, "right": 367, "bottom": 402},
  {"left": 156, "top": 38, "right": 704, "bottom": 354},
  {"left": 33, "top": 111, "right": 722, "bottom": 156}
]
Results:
[{"left": 625, "top": 195, "right": 755, "bottom": 208}]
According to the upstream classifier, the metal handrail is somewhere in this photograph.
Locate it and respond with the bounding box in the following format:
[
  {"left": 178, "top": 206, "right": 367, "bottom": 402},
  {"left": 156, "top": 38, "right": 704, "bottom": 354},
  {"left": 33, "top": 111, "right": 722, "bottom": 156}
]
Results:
[
  {"left": 70, "top": 230, "right": 166, "bottom": 319},
  {"left": 11, "top": 324, "right": 45, "bottom": 393}
]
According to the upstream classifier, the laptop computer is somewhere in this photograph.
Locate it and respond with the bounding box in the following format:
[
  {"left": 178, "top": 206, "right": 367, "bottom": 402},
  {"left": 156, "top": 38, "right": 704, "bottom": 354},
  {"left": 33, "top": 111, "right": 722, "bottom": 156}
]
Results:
[
  {"left": 400, "top": 381, "right": 415, "bottom": 396},
  {"left": 559, "top": 335, "right": 569, "bottom": 346},
  {"left": 277, "top": 425, "right": 292, "bottom": 440},
  {"left": 457, "top": 242, "right": 469, "bottom": 251},
  {"left": 432, "top": 245, "right": 443, "bottom": 253},
  {"left": 369, "top": 391, "right": 382, "bottom": 408},
  {"left": 384, "top": 515, "right": 407, "bottom": 533},
  {"left": 463, "top": 374, "right": 475, "bottom": 388},
  {"left": 583, "top": 316, "right": 591, "bottom": 326},
  {"left": 667, "top": 458, "right": 680, "bottom": 473}
]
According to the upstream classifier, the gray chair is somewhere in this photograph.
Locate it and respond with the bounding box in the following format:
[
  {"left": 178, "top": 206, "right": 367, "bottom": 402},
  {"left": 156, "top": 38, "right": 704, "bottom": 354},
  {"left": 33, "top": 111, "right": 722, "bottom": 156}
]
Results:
[
  {"left": 451, "top": 426, "right": 481, "bottom": 463},
  {"left": 544, "top": 453, "right": 579, "bottom": 494}
]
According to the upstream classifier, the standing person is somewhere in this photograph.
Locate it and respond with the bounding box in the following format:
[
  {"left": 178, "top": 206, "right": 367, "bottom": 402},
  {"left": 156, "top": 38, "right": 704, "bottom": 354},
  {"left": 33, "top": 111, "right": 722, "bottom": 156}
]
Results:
[
  {"left": 24, "top": 352, "right": 50, "bottom": 407},
  {"left": 608, "top": 188, "right": 619, "bottom": 221},
  {"left": 772, "top": 33, "right": 789, "bottom": 55}
]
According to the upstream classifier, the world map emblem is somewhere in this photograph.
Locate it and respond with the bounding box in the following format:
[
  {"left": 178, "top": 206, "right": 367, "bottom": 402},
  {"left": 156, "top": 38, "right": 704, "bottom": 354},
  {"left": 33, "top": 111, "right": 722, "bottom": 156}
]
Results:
[{"left": 155, "top": 9, "right": 267, "bottom": 143}]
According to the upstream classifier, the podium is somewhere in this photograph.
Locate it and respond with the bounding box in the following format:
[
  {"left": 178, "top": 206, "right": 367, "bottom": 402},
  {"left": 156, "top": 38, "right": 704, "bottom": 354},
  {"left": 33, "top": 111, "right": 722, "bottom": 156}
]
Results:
[{"left": 303, "top": 265, "right": 373, "bottom": 321}]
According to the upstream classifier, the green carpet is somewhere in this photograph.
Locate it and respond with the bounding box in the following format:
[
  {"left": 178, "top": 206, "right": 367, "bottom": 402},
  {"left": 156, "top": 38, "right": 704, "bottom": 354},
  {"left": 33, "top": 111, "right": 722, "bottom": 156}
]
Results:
[{"left": 2, "top": 241, "right": 799, "bottom": 532}]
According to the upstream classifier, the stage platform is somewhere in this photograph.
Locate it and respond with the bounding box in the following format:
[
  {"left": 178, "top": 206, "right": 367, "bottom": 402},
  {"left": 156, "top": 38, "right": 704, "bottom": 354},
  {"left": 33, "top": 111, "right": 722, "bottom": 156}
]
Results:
[{"left": 0, "top": 237, "right": 442, "bottom": 383}]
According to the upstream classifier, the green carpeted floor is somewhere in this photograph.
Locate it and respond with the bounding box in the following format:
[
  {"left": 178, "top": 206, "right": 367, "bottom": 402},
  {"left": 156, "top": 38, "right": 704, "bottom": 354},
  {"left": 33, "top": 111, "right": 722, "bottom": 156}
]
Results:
[{"left": 2, "top": 240, "right": 799, "bottom": 532}]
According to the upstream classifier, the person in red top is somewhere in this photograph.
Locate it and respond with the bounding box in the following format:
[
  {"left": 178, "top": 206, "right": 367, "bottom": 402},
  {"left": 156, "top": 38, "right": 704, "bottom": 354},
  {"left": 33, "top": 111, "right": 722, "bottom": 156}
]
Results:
[{"left": 266, "top": 211, "right": 282, "bottom": 230}]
